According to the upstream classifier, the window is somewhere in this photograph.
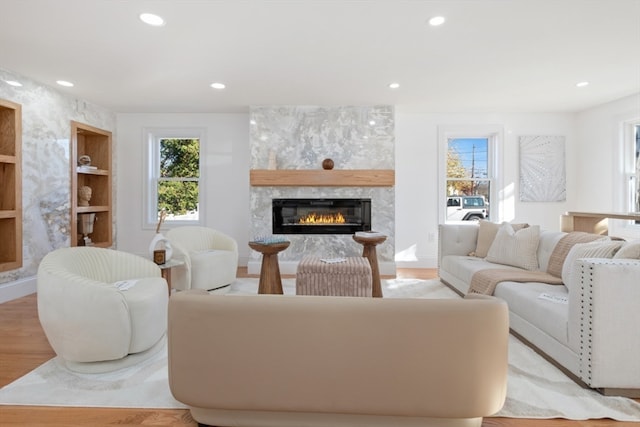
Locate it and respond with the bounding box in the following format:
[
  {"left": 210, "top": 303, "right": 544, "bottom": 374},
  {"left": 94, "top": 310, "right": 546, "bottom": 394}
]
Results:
[
  {"left": 439, "top": 126, "right": 502, "bottom": 223},
  {"left": 630, "top": 123, "right": 640, "bottom": 214},
  {"left": 623, "top": 121, "right": 640, "bottom": 220},
  {"left": 611, "top": 118, "right": 640, "bottom": 238},
  {"left": 145, "top": 128, "right": 204, "bottom": 228}
]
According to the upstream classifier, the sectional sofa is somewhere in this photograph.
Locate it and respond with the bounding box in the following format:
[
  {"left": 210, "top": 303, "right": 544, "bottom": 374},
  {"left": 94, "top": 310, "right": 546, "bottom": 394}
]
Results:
[{"left": 439, "top": 221, "right": 640, "bottom": 397}]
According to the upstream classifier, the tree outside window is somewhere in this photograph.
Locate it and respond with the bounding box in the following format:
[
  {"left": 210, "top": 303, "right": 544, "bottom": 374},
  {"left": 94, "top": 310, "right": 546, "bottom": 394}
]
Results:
[
  {"left": 157, "top": 138, "right": 200, "bottom": 221},
  {"left": 446, "top": 138, "right": 490, "bottom": 201}
]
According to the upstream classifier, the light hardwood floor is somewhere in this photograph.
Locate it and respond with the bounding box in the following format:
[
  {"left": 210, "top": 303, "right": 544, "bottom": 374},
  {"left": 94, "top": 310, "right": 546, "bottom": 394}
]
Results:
[{"left": 0, "top": 268, "right": 637, "bottom": 426}]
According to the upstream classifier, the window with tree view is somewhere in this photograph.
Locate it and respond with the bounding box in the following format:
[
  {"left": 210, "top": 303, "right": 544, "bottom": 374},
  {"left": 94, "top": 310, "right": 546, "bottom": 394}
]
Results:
[
  {"left": 148, "top": 135, "right": 201, "bottom": 224},
  {"left": 446, "top": 138, "right": 491, "bottom": 221}
]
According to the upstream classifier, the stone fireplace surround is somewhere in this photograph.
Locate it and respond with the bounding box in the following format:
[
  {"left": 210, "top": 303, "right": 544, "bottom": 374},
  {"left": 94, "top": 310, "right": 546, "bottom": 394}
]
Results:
[{"left": 248, "top": 105, "right": 395, "bottom": 276}]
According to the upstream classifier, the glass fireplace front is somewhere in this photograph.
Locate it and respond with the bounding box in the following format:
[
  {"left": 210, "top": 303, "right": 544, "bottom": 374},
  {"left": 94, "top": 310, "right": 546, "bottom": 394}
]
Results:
[{"left": 272, "top": 198, "right": 371, "bottom": 235}]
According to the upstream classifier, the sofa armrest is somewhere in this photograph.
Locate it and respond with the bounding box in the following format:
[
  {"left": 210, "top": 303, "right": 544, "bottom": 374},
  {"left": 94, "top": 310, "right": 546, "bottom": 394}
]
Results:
[
  {"left": 574, "top": 258, "right": 640, "bottom": 389},
  {"left": 438, "top": 223, "right": 479, "bottom": 265}
]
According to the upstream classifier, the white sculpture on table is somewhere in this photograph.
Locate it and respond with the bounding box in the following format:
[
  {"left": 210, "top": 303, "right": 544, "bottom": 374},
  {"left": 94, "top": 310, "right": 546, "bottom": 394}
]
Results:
[{"left": 149, "top": 210, "right": 173, "bottom": 262}]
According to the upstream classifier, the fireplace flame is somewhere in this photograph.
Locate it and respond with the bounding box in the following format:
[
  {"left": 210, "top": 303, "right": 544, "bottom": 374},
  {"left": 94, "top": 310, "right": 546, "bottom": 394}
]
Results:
[{"left": 299, "top": 212, "right": 346, "bottom": 225}]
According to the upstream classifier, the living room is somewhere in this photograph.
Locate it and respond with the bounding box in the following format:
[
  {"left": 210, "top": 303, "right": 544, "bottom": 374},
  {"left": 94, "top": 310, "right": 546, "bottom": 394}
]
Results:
[{"left": 1, "top": 0, "right": 639, "bottom": 425}]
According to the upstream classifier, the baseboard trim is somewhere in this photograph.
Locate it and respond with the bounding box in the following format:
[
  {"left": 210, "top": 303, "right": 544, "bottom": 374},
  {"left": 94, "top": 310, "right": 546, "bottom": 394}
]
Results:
[{"left": 0, "top": 276, "right": 37, "bottom": 304}]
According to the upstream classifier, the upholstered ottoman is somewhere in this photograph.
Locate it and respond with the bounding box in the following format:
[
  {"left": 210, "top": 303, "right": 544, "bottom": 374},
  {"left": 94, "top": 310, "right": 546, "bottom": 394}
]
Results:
[{"left": 296, "top": 256, "right": 372, "bottom": 296}]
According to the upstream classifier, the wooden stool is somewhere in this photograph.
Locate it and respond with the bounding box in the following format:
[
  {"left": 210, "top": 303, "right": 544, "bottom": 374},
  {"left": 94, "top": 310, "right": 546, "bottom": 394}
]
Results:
[
  {"left": 352, "top": 233, "right": 387, "bottom": 298},
  {"left": 248, "top": 241, "right": 290, "bottom": 294},
  {"left": 296, "top": 256, "right": 372, "bottom": 297}
]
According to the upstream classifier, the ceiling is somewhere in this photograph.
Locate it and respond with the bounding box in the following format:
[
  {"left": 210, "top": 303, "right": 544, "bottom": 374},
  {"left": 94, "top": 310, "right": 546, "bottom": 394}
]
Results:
[{"left": 1, "top": 0, "right": 639, "bottom": 114}]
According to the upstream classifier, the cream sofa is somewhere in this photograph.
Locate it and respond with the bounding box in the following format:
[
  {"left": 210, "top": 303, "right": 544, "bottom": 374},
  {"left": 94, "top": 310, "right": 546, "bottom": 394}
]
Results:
[
  {"left": 168, "top": 291, "right": 509, "bottom": 427},
  {"left": 439, "top": 222, "right": 640, "bottom": 397}
]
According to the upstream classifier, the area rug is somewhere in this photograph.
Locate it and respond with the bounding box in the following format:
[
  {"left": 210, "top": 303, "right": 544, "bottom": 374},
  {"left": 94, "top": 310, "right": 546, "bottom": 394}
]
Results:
[{"left": 1, "top": 278, "right": 639, "bottom": 421}]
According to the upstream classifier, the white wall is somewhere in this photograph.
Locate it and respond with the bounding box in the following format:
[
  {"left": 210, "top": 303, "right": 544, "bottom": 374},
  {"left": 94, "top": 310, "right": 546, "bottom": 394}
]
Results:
[
  {"left": 1, "top": 76, "right": 635, "bottom": 302},
  {"left": 574, "top": 93, "right": 640, "bottom": 239},
  {"left": 116, "top": 96, "right": 640, "bottom": 271},
  {"left": 116, "top": 113, "right": 252, "bottom": 264},
  {"left": 575, "top": 93, "right": 640, "bottom": 210},
  {"left": 395, "top": 112, "right": 576, "bottom": 267}
]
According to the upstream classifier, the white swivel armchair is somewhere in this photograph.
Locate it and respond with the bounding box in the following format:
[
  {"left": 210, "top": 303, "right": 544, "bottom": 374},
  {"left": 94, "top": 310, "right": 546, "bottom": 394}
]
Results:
[
  {"left": 37, "top": 247, "right": 168, "bottom": 373},
  {"left": 165, "top": 226, "right": 238, "bottom": 292}
]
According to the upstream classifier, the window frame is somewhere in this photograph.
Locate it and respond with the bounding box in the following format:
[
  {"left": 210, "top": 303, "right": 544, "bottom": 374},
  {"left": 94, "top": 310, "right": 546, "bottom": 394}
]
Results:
[
  {"left": 611, "top": 117, "right": 640, "bottom": 238},
  {"left": 143, "top": 127, "right": 205, "bottom": 229},
  {"left": 438, "top": 125, "right": 503, "bottom": 224}
]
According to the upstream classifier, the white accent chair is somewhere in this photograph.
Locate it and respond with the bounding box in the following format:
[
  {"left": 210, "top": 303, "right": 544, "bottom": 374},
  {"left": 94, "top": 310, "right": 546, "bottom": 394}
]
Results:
[
  {"left": 37, "top": 247, "right": 168, "bottom": 373},
  {"left": 165, "top": 226, "right": 238, "bottom": 292}
]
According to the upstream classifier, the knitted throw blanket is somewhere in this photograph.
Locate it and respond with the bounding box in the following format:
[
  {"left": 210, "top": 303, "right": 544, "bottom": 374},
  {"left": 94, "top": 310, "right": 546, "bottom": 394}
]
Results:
[
  {"left": 468, "top": 231, "right": 604, "bottom": 295},
  {"left": 468, "top": 269, "right": 563, "bottom": 295},
  {"left": 545, "top": 232, "right": 605, "bottom": 278}
]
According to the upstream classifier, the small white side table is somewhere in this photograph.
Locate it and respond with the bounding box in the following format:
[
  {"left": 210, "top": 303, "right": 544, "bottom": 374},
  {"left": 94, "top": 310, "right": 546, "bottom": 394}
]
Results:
[{"left": 158, "top": 259, "right": 185, "bottom": 297}]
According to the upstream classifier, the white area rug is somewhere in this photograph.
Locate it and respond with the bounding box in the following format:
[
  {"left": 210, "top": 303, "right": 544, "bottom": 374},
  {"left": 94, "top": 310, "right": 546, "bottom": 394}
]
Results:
[{"left": 1, "top": 278, "right": 639, "bottom": 421}]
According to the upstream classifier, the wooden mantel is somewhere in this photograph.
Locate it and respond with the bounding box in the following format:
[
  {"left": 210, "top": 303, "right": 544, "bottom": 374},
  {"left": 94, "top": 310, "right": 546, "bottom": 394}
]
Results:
[{"left": 250, "top": 169, "right": 395, "bottom": 187}]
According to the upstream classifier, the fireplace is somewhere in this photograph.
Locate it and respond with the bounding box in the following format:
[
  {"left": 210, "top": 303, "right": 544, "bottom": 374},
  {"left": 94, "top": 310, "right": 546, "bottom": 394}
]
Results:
[{"left": 272, "top": 198, "right": 371, "bottom": 235}]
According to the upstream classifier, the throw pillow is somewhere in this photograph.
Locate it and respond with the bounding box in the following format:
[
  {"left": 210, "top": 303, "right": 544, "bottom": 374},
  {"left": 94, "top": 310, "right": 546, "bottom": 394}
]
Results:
[
  {"left": 613, "top": 240, "right": 640, "bottom": 259},
  {"left": 561, "top": 240, "right": 624, "bottom": 293},
  {"left": 546, "top": 232, "right": 608, "bottom": 278},
  {"left": 472, "top": 220, "right": 529, "bottom": 258},
  {"left": 486, "top": 223, "right": 540, "bottom": 270}
]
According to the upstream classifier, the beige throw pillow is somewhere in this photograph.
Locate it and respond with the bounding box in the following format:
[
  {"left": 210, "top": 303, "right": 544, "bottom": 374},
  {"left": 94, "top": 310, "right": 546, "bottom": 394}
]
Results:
[
  {"left": 561, "top": 240, "right": 624, "bottom": 293},
  {"left": 613, "top": 240, "right": 640, "bottom": 259},
  {"left": 472, "top": 220, "right": 529, "bottom": 258},
  {"left": 486, "top": 223, "right": 540, "bottom": 270}
]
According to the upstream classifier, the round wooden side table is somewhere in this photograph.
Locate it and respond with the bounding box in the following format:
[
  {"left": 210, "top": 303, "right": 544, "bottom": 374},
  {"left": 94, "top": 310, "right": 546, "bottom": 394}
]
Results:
[
  {"left": 248, "top": 241, "right": 290, "bottom": 294},
  {"left": 352, "top": 233, "right": 387, "bottom": 298}
]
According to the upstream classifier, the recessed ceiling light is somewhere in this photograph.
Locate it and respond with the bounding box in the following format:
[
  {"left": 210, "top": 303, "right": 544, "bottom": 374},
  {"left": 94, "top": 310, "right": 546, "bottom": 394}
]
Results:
[
  {"left": 210, "top": 82, "right": 226, "bottom": 89},
  {"left": 389, "top": 82, "right": 400, "bottom": 89},
  {"left": 139, "top": 13, "right": 165, "bottom": 26},
  {"left": 576, "top": 81, "right": 589, "bottom": 88},
  {"left": 56, "top": 80, "right": 74, "bottom": 87},
  {"left": 5, "top": 80, "right": 22, "bottom": 87},
  {"left": 428, "top": 16, "right": 446, "bottom": 26},
  {"left": 369, "top": 120, "right": 376, "bottom": 126}
]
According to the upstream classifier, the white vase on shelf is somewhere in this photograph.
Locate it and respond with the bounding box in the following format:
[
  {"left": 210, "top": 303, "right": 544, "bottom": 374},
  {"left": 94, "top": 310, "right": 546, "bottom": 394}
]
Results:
[{"left": 148, "top": 233, "right": 173, "bottom": 262}]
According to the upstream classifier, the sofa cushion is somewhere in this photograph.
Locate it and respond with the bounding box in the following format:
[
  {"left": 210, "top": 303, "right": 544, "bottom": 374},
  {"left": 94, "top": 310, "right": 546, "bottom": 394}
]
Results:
[
  {"left": 537, "top": 230, "right": 567, "bottom": 272},
  {"left": 494, "top": 281, "right": 569, "bottom": 347},
  {"left": 440, "top": 255, "right": 522, "bottom": 293},
  {"left": 613, "top": 240, "right": 640, "bottom": 259},
  {"left": 561, "top": 240, "right": 623, "bottom": 294},
  {"left": 472, "top": 221, "right": 529, "bottom": 258},
  {"left": 486, "top": 224, "right": 540, "bottom": 270}
]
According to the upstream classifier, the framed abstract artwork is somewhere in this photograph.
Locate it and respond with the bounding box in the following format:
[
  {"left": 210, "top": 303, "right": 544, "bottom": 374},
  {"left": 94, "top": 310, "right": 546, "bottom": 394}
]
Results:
[{"left": 519, "top": 135, "right": 566, "bottom": 202}]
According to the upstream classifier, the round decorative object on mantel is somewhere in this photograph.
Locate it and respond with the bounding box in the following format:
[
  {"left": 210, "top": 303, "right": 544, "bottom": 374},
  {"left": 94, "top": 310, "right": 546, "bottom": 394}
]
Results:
[{"left": 322, "top": 158, "right": 334, "bottom": 170}]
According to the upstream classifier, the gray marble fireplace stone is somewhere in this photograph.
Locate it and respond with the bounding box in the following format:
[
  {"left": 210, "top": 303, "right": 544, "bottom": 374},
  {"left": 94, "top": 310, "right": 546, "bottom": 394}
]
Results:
[{"left": 249, "top": 106, "right": 395, "bottom": 268}]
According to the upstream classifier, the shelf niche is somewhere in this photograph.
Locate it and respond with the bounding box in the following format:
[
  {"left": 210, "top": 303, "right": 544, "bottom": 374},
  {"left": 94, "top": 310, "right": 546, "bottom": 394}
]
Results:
[
  {"left": 70, "top": 121, "right": 113, "bottom": 248},
  {"left": 0, "top": 99, "right": 22, "bottom": 272}
]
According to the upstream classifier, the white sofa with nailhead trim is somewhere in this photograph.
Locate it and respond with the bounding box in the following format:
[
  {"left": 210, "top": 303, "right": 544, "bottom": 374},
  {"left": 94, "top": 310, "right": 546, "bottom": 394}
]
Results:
[{"left": 439, "top": 222, "right": 640, "bottom": 397}]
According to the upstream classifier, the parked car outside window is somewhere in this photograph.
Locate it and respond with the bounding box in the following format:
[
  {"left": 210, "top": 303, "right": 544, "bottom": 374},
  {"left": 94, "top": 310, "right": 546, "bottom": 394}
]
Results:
[{"left": 446, "top": 196, "right": 488, "bottom": 221}]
